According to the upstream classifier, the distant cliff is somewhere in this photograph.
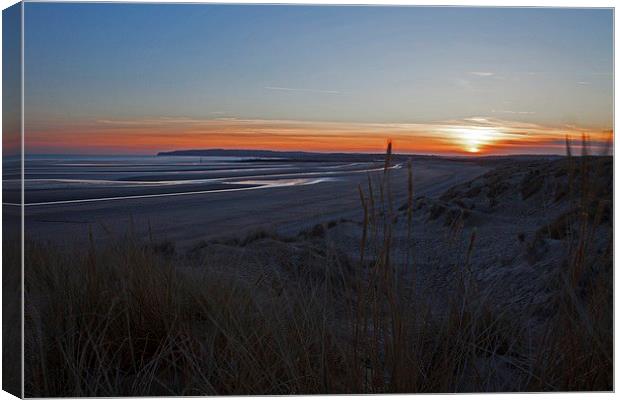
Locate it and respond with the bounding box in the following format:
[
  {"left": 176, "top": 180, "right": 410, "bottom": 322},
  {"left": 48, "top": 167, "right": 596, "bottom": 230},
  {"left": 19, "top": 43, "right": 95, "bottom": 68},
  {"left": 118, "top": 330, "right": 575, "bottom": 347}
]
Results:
[
  {"left": 156, "top": 149, "right": 395, "bottom": 162},
  {"left": 156, "top": 149, "right": 466, "bottom": 163},
  {"left": 157, "top": 149, "right": 316, "bottom": 158}
]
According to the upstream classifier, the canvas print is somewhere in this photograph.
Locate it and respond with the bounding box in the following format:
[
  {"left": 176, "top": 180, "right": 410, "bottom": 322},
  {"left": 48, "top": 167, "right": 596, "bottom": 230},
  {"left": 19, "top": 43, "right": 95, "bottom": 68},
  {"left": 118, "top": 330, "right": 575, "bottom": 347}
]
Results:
[{"left": 2, "top": 3, "right": 614, "bottom": 397}]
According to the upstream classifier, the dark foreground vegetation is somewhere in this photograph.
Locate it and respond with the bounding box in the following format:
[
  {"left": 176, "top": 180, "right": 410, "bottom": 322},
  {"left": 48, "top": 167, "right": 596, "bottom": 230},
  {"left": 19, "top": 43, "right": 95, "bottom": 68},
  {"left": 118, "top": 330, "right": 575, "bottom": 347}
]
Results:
[{"left": 23, "top": 143, "right": 612, "bottom": 396}]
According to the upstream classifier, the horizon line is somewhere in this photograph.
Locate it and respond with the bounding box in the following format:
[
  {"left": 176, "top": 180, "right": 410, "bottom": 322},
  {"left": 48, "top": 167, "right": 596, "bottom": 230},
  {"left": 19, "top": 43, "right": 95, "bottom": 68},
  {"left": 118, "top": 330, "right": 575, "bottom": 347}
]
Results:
[{"left": 19, "top": 149, "right": 587, "bottom": 158}]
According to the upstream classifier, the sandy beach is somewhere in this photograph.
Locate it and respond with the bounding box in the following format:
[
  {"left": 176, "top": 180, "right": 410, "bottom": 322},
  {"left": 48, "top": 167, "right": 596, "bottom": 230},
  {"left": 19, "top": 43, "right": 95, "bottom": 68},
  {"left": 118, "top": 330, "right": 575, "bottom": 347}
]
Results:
[{"left": 19, "top": 156, "right": 488, "bottom": 248}]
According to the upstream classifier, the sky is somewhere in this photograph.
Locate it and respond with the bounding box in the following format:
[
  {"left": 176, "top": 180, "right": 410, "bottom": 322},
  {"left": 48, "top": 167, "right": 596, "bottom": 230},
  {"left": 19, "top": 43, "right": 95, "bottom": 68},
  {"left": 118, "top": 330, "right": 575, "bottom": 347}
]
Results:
[
  {"left": 3, "top": 3, "right": 21, "bottom": 157},
  {"left": 22, "top": 4, "right": 613, "bottom": 155}
]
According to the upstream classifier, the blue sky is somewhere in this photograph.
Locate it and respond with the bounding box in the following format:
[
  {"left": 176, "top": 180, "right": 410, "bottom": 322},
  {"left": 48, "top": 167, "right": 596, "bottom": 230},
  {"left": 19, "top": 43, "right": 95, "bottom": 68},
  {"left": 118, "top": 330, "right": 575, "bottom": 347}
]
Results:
[
  {"left": 23, "top": 4, "right": 613, "bottom": 154},
  {"left": 3, "top": 2, "right": 21, "bottom": 155}
]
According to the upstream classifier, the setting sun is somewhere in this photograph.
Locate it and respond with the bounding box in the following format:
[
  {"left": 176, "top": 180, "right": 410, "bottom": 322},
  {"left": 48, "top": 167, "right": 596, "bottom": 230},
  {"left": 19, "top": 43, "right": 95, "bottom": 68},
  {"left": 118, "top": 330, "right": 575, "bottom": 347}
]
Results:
[{"left": 448, "top": 127, "right": 501, "bottom": 153}]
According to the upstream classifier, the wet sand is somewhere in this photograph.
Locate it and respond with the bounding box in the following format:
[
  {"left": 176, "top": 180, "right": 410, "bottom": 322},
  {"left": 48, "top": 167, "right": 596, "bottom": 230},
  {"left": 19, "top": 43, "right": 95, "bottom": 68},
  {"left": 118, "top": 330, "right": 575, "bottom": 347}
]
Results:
[{"left": 15, "top": 157, "right": 488, "bottom": 248}]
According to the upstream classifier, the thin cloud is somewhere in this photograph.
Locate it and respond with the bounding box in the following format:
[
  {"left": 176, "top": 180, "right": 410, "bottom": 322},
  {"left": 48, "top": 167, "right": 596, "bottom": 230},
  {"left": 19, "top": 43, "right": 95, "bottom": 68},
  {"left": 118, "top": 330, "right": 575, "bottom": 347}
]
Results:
[
  {"left": 469, "top": 71, "right": 495, "bottom": 77},
  {"left": 491, "top": 109, "right": 536, "bottom": 115},
  {"left": 264, "top": 86, "right": 341, "bottom": 95}
]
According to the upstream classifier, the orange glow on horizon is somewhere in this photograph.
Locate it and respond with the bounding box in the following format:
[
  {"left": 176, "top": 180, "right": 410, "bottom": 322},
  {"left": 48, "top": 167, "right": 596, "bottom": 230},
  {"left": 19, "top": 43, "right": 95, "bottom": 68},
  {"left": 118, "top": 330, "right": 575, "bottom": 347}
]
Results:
[{"left": 24, "top": 117, "right": 614, "bottom": 156}]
